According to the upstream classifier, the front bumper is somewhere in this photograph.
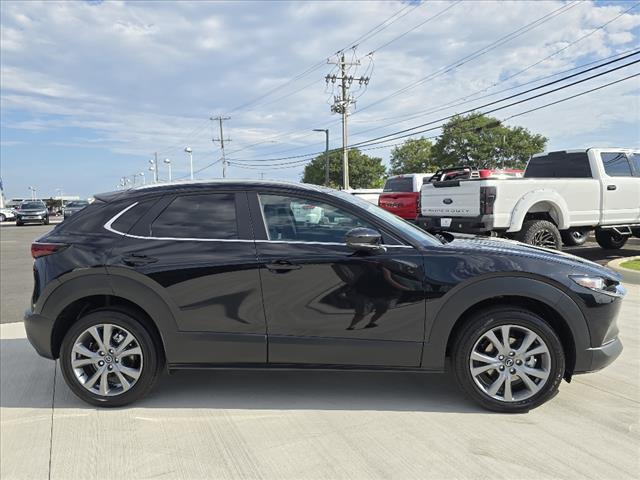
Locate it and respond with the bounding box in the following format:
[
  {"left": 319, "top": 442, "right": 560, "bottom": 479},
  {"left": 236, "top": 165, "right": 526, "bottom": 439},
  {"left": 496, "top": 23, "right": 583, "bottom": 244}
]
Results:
[
  {"left": 17, "top": 215, "right": 46, "bottom": 223},
  {"left": 417, "top": 214, "right": 495, "bottom": 233},
  {"left": 574, "top": 337, "right": 623, "bottom": 374},
  {"left": 24, "top": 309, "right": 55, "bottom": 359}
]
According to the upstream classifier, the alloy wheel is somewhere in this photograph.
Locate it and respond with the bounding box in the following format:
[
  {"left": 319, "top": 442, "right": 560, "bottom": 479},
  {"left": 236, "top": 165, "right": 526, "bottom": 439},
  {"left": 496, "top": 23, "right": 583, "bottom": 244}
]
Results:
[
  {"left": 469, "top": 324, "right": 551, "bottom": 402},
  {"left": 532, "top": 229, "right": 557, "bottom": 248},
  {"left": 70, "top": 323, "right": 143, "bottom": 397}
]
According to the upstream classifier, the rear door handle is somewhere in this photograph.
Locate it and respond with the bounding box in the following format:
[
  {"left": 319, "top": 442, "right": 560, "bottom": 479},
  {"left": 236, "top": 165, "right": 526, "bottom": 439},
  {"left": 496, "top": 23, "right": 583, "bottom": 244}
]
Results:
[
  {"left": 607, "top": 185, "right": 617, "bottom": 191},
  {"left": 122, "top": 254, "right": 158, "bottom": 266},
  {"left": 265, "top": 260, "right": 301, "bottom": 273}
]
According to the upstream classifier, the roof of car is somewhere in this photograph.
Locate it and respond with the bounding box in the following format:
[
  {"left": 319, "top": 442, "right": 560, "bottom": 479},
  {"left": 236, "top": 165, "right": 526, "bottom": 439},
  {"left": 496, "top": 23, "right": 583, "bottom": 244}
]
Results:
[{"left": 95, "top": 179, "right": 332, "bottom": 202}]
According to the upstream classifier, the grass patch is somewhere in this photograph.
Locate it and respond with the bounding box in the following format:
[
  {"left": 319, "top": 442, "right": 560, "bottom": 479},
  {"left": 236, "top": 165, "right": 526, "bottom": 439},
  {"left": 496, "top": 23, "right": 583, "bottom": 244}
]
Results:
[{"left": 620, "top": 259, "right": 640, "bottom": 271}]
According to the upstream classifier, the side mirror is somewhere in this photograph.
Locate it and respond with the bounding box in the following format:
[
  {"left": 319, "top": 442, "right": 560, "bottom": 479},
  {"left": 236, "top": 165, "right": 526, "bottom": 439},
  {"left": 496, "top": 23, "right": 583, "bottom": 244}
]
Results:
[{"left": 346, "top": 227, "right": 386, "bottom": 253}]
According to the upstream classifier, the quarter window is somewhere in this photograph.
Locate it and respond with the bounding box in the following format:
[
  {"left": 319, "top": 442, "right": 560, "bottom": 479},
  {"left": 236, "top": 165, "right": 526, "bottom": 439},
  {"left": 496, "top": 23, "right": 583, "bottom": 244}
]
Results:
[
  {"left": 602, "top": 152, "right": 633, "bottom": 177},
  {"left": 151, "top": 194, "right": 238, "bottom": 239},
  {"left": 259, "top": 194, "right": 376, "bottom": 244}
]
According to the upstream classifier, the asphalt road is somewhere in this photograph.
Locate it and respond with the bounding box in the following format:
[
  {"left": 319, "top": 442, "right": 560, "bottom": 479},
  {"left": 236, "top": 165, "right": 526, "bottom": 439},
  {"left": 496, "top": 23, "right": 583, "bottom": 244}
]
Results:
[{"left": 1, "top": 223, "right": 638, "bottom": 324}]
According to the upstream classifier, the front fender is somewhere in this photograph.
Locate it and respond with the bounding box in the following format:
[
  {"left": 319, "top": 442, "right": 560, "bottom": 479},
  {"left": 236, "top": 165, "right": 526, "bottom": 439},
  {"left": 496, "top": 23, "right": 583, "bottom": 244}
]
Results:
[{"left": 421, "top": 275, "right": 591, "bottom": 372}]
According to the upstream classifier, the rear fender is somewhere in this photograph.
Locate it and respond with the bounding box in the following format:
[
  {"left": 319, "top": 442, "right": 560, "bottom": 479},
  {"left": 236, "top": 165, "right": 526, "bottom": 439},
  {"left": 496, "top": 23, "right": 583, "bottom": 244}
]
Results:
[{"left": 508, "top": 190, "right": 569, "bottom": 232}]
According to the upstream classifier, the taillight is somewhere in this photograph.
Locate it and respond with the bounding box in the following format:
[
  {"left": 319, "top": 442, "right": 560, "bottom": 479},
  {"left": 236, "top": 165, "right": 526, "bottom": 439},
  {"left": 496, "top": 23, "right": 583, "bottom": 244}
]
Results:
[
  {"left": 480, "top": 187, "right": 497, "bottom": 215},
  {"left": 31, "top": 242, "right": 68, "bottom": 259}
]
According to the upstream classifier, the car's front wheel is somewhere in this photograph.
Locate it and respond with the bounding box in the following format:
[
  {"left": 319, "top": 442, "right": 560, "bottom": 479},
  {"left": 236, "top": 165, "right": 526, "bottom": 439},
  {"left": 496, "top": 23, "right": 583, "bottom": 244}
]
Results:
[
  {"left": 60, "top": 309, "right": 160, "bottom": 407},
  {"left": 452, "top": 307, "right": 565, "bottom": 413}
]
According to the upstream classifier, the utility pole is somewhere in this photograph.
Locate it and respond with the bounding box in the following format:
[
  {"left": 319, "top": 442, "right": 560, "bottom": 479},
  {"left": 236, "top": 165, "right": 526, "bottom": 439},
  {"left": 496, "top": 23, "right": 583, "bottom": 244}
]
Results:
[
  {"left": 326, "top": 51, "right": 370, "bottom": 190},
  {"left": 149, "top": 153, "right": 159, "bottom": 183},
  {"left": 211, "top": 116, "right": 231, "bottom": 178}
]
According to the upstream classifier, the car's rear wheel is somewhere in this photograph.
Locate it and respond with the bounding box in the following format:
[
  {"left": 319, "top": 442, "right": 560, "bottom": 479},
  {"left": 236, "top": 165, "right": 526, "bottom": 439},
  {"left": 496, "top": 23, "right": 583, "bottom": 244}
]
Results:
[
  {"left": 561, "top": 228, "right": 589, "bottom": 247},
  {"left": 16, "top": 220, "right": 23, "bottom": 226},
  {"left": 516, "top": 220, "right": 562, "bottom": 250},
  {"left": 452, "top": 307, "right": 565, "bottom": 413},
  {"left": 595, "top": 229, "right": 628, "bottom": 249},
  {"left": 60, "top": 309, "right": 160, "bottom": 407}
]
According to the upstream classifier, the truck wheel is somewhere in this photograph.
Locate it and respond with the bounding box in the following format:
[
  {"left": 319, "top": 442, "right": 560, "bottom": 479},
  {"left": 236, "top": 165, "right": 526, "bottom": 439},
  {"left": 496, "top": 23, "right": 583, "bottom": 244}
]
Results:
[
  {"left": 452, "top": 306, "right": 565, "bottom": 413},
  {"left": 516, "top": 220, "right": 562, "bottom": 250},
  {"left": 561, "top": 229, "right": 589, "bottom": 247},
  {"left": 595, "top": 229, "right": 628, "bottom": 250}
]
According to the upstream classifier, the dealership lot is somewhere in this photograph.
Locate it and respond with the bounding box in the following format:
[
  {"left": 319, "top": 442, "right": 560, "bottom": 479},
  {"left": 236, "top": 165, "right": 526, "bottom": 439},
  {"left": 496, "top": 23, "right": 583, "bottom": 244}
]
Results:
[{"left": 1, "top": 223, "right": 639, "bottom": 479}]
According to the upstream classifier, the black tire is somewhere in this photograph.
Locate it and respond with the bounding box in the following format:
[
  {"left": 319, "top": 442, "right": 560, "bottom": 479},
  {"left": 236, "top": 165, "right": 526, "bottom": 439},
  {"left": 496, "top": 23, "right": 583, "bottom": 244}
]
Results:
[
  {"left": 0, "top": 214, "right": 5, "bottom": 222},
  {"left": 60, "top": 309, "right": 160, "bottom": 407},
  {"left": 561, "top": 229, "right": 589, "bottom": 247},
  {"left": 516, "top": 220, "right": 562, "bottom": 250},
  {"left": 16, "top": 220, "right": 23, "bottom": 226},
  {"left": 452, "top": 306, "right": 565, "bottom": 413},
  {"left": 595, "top": 229, "right": 628, "bottom": 249},
  {"left": 43, "top": 217, "right": 50, "bottom": 225}
]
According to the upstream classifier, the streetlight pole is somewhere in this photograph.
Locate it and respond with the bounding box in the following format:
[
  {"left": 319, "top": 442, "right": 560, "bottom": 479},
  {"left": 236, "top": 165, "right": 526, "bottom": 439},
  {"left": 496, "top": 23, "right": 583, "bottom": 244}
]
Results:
[
  {"left": 28, "top": 186, "right": 37, "bottom": 200},
  {"left": 164, "top": 158, "right": 172, "bottom": 182},
  {"left": 149, "top": 154, "right": 159, "bottom": 183},
  {"left": 184, "top": 146, "right": 193, "bottom": 181},
  {"left": 313, "top": 129, "right": 330, "bottom": 186},
  {"left": 139, "top": 172, "right": 145, "bottom": 185}
]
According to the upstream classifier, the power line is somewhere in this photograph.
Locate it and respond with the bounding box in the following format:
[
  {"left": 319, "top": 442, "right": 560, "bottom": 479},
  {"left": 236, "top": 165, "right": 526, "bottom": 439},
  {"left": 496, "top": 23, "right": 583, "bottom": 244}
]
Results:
[
  {"left": 231, "top": 73, "right": 638, "bottom": 172},
  {"left": 355, "top": 0, "right": 582, "bottom": 115},
  {"left": 227, "top": 57, "right": 639, "bottom": 163}
]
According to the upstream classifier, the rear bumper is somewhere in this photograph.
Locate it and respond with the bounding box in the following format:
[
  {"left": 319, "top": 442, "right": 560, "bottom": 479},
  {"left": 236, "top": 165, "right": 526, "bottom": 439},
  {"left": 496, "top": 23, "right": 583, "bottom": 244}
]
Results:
[
  {"left": 24, "top": 309, "right": 55, "bottom": 359},
  {"left": 417, "top": 214, "right": 494, "bottom": 233}
]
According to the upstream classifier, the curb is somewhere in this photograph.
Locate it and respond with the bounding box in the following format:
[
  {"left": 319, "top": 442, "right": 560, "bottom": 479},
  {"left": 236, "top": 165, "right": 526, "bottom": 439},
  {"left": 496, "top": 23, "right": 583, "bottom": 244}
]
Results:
[{"left": 607, "top": 256, "right": 640, "bottom": 285}]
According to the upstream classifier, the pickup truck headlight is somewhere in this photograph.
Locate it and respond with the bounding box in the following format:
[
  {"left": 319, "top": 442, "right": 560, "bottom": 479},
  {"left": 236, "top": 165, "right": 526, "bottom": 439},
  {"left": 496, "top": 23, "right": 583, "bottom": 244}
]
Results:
[{"left": 570, "top": 275, "right": 623, "bottom": 297}]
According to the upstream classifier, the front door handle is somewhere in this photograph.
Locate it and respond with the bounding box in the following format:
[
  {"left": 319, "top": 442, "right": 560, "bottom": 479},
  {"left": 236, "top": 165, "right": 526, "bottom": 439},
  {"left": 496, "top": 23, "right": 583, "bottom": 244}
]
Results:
[
  {"left": 607, "top": 184, "right": 617, "bottom": 191},
  {"left": 122, "top": 254, "right": 158, "bottom": 266},
  {"left": 265, "top": 260, "right": 301, "bottom": 273}
]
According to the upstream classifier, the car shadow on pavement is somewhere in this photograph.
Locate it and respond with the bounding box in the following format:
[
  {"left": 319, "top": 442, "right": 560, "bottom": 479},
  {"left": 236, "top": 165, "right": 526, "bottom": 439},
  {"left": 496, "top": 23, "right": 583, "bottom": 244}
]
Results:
[{"left": 1, "top": 337, "right": 485, "bottom": 413}]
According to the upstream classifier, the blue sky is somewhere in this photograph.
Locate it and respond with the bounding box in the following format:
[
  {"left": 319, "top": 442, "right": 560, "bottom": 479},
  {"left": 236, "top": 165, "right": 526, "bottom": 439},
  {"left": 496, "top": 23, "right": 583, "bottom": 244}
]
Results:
[{"left": 1, "top": 0, "right": 639, "bottom": 199}]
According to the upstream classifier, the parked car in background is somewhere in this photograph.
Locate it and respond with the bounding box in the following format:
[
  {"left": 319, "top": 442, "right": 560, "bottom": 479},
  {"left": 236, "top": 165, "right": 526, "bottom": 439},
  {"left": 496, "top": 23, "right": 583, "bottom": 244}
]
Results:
[
  {"left": 378, "top": 173, "right": 433, "bottom": 221},
  {"left": 0, "top": 208, "right": 16, "bottom": 222},
  {"left": 15, "top": 200, "right": 49, "bottom": 226},
  {"left": 418, "top": 148, "right": 640, "bottom": 250},
  {"left": 63, "top": 200, "right": 90, "bottom": 219},
  {"left": 25, "top": 180, "right": 625, "bottom": 412},
  {"left": 346, "top": 188, "right": 383, "bottom": 205}
]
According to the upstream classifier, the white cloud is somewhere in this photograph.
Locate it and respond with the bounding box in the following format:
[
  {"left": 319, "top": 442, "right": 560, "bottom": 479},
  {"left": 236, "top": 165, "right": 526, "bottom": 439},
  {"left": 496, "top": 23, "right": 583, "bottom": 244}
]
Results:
[{"left": 0, "top": 0, "right": 639, "bottom": 194}]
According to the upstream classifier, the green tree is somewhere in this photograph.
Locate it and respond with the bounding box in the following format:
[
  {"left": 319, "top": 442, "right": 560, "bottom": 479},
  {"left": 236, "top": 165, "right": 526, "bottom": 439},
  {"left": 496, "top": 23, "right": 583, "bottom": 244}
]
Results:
[
  {"left": 432, "top": 113, "right": 547, "bottom": 169},
  {"left": 302, "top": 148, "right": 386, "bottom": 188},
  {"left": 388, "top": 137, "right": 434, "bottom": 175}
]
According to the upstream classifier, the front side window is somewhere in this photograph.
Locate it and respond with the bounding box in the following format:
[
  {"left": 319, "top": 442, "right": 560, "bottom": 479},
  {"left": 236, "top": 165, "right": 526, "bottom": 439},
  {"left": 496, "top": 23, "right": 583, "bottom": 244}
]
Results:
[
  {"left": 601, "top": 152, "right": 633, "bottom": 177},
  {"left": 151, "top": 193, "right": 238, "bottom": 239},
  {"left": 259, "top": 194, "right": 375, "bottom": 244}
]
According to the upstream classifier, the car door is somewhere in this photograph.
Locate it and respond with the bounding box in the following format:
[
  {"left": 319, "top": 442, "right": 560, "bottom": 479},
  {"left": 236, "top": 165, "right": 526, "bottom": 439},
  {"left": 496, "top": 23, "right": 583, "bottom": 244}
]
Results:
[
  {"left": 600, "top": 152, "right": 640, "bottom": 225},
  {"left": 108, "top": 190, "right": 266, "bottom": 364},
  {"left": 248, "top": 190, "right": 426, "bottom": 367}
]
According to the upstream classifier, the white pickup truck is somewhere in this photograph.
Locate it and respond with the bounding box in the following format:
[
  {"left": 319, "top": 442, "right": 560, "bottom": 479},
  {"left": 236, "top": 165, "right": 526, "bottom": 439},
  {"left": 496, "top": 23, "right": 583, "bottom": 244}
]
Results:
[{"left": 418, "top": 148, "right": 640, "bottom": 250}]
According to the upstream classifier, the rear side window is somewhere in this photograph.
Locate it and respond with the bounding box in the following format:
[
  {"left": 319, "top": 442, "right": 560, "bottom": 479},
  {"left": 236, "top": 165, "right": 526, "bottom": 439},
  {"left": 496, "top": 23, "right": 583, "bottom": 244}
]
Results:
[
  {"left": 601, "top": 152, "right": 633, "bottom": 177},
  {"left": 150, "top": 193, "right": 238, "bottom": 239},
  {"left": 383, "top": 177, "right": 414, "bottom": 192},
  {"left": 111, "top": 199, "right": 158, "bottom": 233},
  {"left": 524, "top": 152, "right": 592, "bottom": 178},
  {"left": 56, "top": 201, "right": 120, "bottom": 234}
]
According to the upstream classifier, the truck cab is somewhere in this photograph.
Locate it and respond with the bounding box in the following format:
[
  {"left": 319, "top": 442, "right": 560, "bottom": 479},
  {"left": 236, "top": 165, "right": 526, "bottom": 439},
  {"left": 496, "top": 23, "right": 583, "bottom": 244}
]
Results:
[{"left": 378, "top": 173, "right": 432, "bottom": 222}]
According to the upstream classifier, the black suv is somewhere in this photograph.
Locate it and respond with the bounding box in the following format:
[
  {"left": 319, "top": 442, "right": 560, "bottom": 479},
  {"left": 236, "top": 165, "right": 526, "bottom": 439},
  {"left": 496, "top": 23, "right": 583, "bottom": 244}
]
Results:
[{"left": 25, "top": 181, "right": 625, "bottom": 412}]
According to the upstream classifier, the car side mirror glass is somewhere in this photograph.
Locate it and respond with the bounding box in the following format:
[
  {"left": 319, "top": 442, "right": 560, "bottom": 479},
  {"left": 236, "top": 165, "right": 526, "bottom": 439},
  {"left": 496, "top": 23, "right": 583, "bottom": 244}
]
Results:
[{"left": 346, "top": 227, "right": 386, "bottom": 253}]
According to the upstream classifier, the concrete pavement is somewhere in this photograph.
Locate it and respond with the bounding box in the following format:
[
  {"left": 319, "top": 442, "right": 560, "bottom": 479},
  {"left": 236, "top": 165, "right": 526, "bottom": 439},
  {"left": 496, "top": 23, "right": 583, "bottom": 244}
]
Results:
[{"left": 1, "top": 283, "right": 638, "bottom": 480}]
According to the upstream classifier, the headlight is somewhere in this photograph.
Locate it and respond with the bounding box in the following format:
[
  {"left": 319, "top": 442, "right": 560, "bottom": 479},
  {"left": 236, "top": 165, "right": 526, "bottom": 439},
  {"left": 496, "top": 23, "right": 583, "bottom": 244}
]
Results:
[{"left": 570, "top": 275, "right": 623, "bottom": 297}]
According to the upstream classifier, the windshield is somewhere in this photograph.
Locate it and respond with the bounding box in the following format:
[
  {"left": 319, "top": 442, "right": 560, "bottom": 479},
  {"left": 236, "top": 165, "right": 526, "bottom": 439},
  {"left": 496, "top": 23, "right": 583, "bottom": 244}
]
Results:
[
  {"left": 329, "top": 189, "right": 442, "bottom": 247},
  {"left": 20, "top": 202, "right": 46, "bottom": 210},
  {"left": 67, "top": 201, "right": 89, "bottom": 208}
]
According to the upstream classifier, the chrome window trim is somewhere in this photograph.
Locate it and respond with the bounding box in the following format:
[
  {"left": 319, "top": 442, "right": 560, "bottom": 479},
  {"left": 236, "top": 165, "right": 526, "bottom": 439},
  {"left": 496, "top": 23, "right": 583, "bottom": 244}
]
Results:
[{"left": 103, "top": 202, "right": 413, "bottom": 248}]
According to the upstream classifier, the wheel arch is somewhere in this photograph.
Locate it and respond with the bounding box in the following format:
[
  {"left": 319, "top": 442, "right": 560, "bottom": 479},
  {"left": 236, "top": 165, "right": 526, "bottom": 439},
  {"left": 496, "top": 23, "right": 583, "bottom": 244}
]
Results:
[
  {"left": 40, "top": 269, "right": 179, "bottom": 361},
  {"left": 507, "top": 191, "right": 569, "bottom": 232},
  {"left": 422, "top": 276, "right": 590, "bottom": 378}
]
